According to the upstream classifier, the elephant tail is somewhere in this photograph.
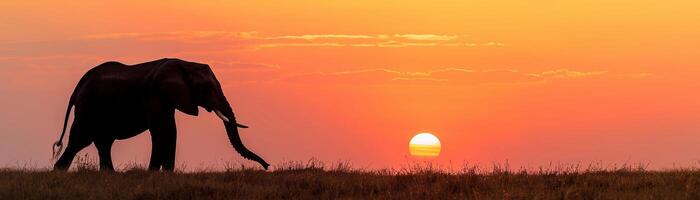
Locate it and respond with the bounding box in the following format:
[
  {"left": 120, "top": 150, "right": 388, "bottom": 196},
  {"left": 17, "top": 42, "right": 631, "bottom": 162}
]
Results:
[{"left": 52, "top": 97, "right": 74, "bottom": 160}]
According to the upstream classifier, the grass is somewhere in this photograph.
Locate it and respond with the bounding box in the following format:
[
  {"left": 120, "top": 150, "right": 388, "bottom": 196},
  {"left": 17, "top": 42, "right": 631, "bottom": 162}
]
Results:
[{"left": 2, "top": 159, "right": 700, "bottom": 199}]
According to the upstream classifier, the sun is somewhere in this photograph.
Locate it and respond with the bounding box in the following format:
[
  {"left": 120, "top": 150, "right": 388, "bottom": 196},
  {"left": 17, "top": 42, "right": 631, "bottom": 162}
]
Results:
[{"left": 409, "top": 132, "right": 441, "bottom": 157}]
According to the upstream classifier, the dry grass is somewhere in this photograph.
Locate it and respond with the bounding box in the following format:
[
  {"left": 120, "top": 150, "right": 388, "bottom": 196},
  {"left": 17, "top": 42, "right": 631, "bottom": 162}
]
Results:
[{"left": 2, "top": 159, "right": 700, "bottom": 199}]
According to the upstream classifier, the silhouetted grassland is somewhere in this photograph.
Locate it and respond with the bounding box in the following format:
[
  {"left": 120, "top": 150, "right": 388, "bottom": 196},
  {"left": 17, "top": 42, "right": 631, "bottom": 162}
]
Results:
[{"left": 2, "top": 160, "right": 700, "bottom": 199}]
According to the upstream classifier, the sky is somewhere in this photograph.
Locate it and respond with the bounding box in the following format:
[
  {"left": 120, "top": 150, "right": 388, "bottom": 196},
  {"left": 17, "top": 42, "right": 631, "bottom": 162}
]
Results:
[{"left": 1, "top": 0, "right": 700, "bottom": 170}]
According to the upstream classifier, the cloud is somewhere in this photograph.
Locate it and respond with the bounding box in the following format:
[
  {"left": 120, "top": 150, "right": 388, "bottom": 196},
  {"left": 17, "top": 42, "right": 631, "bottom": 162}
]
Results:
[
  {"left": 427, "top": 69, "right": 541, "bottom": 84},
  {"left": 531, "top": 69, "right": 606, "bottom": 79},
  {"left": 252, "top": 33, "right": 487, "bottom": 48},
  {"left": 391, "top": 77, "right": 449, "bottom": 83},
  {"left": 442, "top": 43, "right": 479, "bottom": 47},
  {"left": 482, "top": 42, "right": 505, "bottom": 46},
  {"left": 208, "top": 61, "right": 281, "bottom": 71},
  {"left": 257, "top": 43, "right": 346, "bottom": 48},
  {"left": 257, "top": 33, "right": 458, "bottom": 41},
  {"left": 282, "top": 68, "right": 634, "bottom": 85},
  {"left": 283, "top": 68, "right": 408, "bottom": 84},
  {"left": 79, "top": 31, "right": 248, "bottom": 41},
  {"left": 376, "top": 41, "right": 438, "bottom": 47},
  {"left": 1, "top": 32, "right": 503, "bottom": 60},
  {"left": 266, "top": 34, "right": 376, "bottom": 40},
  {"left": 255, "top": 41, "right": 486, "bottom": 49},
  {"left": 72, "top": 31, "right": 500, "bottom": 50},
  {"left": 393, "top": 34, "right": 458, "bottom": 41}
]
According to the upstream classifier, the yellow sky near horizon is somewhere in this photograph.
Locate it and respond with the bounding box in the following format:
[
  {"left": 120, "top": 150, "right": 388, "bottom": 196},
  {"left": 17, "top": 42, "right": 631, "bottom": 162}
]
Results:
[{"left": 1, "top": 1, "right": 700, "bottom": 169}]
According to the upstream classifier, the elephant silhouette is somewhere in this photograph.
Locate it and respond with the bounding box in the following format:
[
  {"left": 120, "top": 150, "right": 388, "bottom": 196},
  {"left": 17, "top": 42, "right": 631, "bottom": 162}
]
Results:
[{"left": 52, "top": 58, "right": 269, "bottom": 171}]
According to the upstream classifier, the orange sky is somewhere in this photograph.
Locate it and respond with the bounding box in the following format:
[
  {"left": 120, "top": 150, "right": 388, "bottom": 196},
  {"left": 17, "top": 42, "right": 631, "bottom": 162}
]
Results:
[{"left": 1, "top": 1, "right": 700, "bottom": 170}]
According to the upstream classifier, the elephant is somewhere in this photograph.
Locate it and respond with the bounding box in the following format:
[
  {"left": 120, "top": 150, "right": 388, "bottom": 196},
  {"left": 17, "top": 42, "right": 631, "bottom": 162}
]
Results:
[{"left": 52, "top": 58, "right": 269, "bottom": 171}]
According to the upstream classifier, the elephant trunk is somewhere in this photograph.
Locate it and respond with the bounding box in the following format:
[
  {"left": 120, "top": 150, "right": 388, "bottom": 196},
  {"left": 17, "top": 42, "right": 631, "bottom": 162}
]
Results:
[{"left": 215, "top": 94, "right": 269, "bottom": 170}]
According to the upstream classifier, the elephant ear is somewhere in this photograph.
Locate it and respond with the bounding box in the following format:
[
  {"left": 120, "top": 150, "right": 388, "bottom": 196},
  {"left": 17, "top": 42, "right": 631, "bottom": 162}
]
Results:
[{"left": 155, "top": 60, "right": 199, "bottom": 116}]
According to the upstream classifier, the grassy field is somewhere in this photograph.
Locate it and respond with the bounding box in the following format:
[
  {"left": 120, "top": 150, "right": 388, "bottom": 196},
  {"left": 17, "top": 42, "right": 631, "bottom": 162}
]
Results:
[{"left": 2, "top": 161, "right": 700, "bottom": 199}]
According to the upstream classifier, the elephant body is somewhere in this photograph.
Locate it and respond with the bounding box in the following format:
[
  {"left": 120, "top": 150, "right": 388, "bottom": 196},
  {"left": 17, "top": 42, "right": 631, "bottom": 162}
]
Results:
[
  {"left": 53, "top": 58, "right": 269, "bottom": 171},
  {"left": 75, "top": 61, "right": 152, "bottom": 139}
]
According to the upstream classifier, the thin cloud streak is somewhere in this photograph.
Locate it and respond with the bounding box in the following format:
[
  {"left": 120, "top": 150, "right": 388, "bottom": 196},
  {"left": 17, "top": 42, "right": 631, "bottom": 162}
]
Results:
[
  {"left": 282, "top": 68, "right": 645, "bottom": 85},
  {"left": 75, "top": 31, "right": 499, "bottom": 50},
  {"left": 393, "top": 34, "right": 458, "bottom": 41},
  {"left": 266, "top": 34, "right": 376, "bottom": 40},
  {"left": 208, "top": 61, "right": 281, "bottom": 71},
  {"left": 1, "top": 32, "right": 502, "bottom": 58},
  {"left": 531, "top": 69, "right": 607, "bottom": 79}
]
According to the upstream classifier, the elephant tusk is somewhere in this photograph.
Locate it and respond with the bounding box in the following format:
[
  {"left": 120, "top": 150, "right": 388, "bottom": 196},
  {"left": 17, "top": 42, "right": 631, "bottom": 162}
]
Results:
[{"left": 214, "top": 110, "right": 230, "bottom": 122}]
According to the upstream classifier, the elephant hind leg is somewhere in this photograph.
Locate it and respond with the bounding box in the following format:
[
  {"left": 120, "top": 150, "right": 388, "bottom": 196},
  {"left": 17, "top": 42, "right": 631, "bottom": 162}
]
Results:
[
  {"left": 95, "top": 140, "right": 115, "bottom": 171},
  {"left": 53, "top": 130, "right": 92, "bottom": 170}
]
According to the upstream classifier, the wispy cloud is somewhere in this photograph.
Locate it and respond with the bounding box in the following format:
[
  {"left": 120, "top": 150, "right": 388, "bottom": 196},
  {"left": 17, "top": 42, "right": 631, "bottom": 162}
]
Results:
[
  {"left": 208, "top": 61, "right": 281, "bottom": 71},
  {"left": 255, "top": 33, "right": 458, "bottom": 41},
  {"left": 393, "top": 34, "right": 458, "bottom": 41},
  {"left": 79, "top": 31, "right": 248, "bottom": 41},
  {"left": 257, "top": 43, "right": 346, "bottom": 48},
  {"left": 252, "top": 33, "right": 488, "bottom": 48},
  {"left": 0, "top": 31, "right": 503, "bottom": 61},
  {"left": 282, "top": 68, "right": 637, "bottom": 85},
  {"left": 74, "top": 31, "right": 499, "bottom": 50},
  {"left": 531, "top": 69, "right": 607, "bottom": 79},
  {"left": 283, "top": 68, "right": 408, "bottom": 84},
  {"left": 265, "top": 34, "right": 376, "bottom": 40}
]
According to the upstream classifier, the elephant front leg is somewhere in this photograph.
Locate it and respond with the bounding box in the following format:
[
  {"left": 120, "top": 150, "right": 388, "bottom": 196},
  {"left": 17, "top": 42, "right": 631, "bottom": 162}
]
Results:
[
  {"left": 148, "top": 112, "right": 177, "bottom": 171},
  {"left": 148, "top": 135, "right": 163, "bottom": 171}
]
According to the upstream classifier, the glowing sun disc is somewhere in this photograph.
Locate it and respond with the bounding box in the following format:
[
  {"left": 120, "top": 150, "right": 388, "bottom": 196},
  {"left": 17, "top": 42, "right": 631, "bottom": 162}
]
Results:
[{"left": 409, "top": 133, "right": 441, "bottom": 157}]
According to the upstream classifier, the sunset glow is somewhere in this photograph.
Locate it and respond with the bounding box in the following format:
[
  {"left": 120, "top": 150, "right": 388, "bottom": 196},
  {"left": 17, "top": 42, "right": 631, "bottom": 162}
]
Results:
[{"left": 1, "top": 1, "right": 700, "bottom": 170}]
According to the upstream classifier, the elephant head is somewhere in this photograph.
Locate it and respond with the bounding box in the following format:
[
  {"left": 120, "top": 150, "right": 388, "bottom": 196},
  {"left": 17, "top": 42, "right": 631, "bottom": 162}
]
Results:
[{"left": 156, "top": 59, "right": 270, "bottom": 170}]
